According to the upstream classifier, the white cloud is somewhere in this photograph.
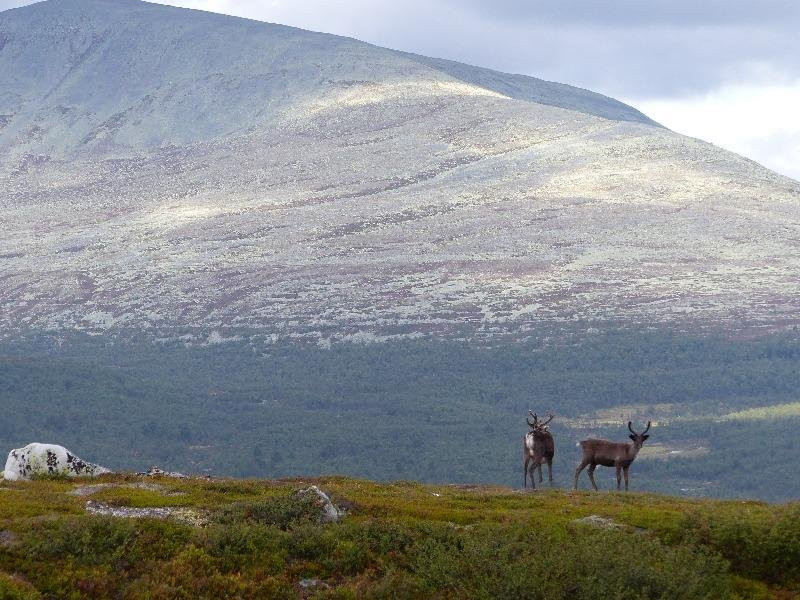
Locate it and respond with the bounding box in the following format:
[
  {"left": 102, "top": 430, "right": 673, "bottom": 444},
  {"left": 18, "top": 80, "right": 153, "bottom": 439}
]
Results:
[{"left": 631, "top": 81, "right": 800, "bottom": 181}]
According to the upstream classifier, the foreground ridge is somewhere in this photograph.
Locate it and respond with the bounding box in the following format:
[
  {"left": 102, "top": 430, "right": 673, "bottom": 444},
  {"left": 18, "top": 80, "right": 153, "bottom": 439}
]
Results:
[{"left": 0, "top": 474, "right": 797, "bottom": 597}]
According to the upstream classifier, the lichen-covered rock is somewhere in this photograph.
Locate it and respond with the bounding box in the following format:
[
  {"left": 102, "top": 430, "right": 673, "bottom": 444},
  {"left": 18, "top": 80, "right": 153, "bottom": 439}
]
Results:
[
  {"left": 572, "top": 514, "right": 622, "bottom": 529},
  {"left": 298, "top": 578, "right": 331, "bottom": 591},
  {"left": 295, "top": 485, "right": 345, "bottom": 523},
  {"left": 136, "top": 465, "right": 187, "bottom": 478},
  {"left": 2, "top": 443, "right": 110, "bottom": 481},
  {"left": 84, "top": 500, "right": 203, "bottom": 525}
]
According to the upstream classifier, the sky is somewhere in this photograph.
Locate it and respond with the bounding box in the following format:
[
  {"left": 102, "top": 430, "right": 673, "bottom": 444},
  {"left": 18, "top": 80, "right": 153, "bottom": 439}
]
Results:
[{"left": 2, "top": 0, "right": 799, "bottom": 180}]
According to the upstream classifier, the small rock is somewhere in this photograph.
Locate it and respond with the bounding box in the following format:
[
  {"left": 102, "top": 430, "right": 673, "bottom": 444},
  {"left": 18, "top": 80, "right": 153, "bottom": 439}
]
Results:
[
  {"left": 572, "top": 515, "right": 622, "bottom": 529},
  {"left": 295, "top": 485, "right": 345, "bottom": 523},
  {"left": 0, "top": 530, "right": 19, "bottom": 547},
  {"left": 136, "top": 465, "right": 187, "bottom": 478},
  {"left": 84, "top": 500, "right": 203, "bottom": 525},
  {"left": 69, "top": 483, "right": 116, "bottom": 496},
  {"left": 299, "top": 578, "right": 330, "bottom": 590},
  {"left": 85, "top": 500, "right": 175, "bottom": 519}
]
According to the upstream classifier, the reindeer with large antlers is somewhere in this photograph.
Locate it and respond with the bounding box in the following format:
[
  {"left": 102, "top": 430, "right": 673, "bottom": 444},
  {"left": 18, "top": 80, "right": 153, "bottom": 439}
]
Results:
[
  {"left": 574, "top": 421, "right": 651, "bottom": 491},
  {"left": 523, "top": 411, "right": 555, "bottom": 489}
]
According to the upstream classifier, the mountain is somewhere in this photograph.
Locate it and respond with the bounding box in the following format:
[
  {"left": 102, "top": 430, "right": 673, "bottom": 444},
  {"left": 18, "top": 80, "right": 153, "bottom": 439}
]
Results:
[
  {"left": 3, "top": 0, "right": 798, "bottom": 343},
  {"left": 0, "top": 0, "right": 655, "bottom": 162}
]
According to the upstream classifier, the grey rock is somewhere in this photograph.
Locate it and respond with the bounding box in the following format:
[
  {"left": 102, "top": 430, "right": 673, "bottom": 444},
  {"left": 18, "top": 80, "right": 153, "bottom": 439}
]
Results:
[
  {"left": 0, "top": 530, "right": 19, "bottom": 547},
  {"left": 298, "top": 578, "right": 331, "bottom": 590},
  {"left": 137, "top": 466, "right": 187, "bottom": 479},
  {"left": 69, "top": 483, "right": 116, "bottom": 496},
  {"left": 85, "top": 500, "right": 203, "bottom": 525},
  {"left": 572, "top": 514, "right": 623, "bottom": 529},
  {"left": 296, "top": 485, "right": 345, "bottom": 523}
]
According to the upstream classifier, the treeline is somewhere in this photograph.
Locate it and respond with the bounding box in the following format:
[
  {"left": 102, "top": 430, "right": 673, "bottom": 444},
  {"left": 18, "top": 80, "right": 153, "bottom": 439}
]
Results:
[{"left": 1, "top": 328, "right": 799, "bottom": 500}]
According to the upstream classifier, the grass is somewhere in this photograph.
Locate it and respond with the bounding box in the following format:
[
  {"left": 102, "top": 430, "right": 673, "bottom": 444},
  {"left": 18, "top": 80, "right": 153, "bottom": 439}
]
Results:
[
  {"left": 721, "top": 402, "right": 800, "bottom": 421},
  {"left": 0, "top": 474, "right": 798, "bottom": 598}
]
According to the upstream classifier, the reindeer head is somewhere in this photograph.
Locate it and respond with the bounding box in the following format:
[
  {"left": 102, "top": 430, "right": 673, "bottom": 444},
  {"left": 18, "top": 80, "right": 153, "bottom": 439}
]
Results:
[
  {"left": 628, "top": 421, "right": 651, "bottom": 448},
  {"left": 527, "top": 411, "right": 554, "bottom": 432}
]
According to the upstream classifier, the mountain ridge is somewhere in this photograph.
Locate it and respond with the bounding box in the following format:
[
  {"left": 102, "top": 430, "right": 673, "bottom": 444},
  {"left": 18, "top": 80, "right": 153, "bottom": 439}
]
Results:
[{"left": 0, "top": 0, "right": 656, "bottom": 163}]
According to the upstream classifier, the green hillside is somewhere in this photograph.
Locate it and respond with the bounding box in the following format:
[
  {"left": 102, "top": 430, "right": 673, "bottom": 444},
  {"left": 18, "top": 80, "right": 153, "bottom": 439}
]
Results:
[
  {"left": 2, "top": 328, "right": 800, "bottom": 500},
  {"left": 0, "top": 474, "right": 797, "bottom": 599}
]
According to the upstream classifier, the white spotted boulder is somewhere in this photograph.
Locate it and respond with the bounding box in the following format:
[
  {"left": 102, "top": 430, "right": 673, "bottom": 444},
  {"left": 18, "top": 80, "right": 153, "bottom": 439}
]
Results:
[{"left": 2, "top": 443, "right": 111, "bottom": 481}]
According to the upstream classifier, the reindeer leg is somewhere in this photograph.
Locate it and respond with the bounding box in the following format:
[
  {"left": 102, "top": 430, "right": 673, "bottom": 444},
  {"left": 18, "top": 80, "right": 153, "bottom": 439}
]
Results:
[
  {"left": 529, "top": 463, "right": 537, "bottom": 490},
  {"left": 538, "top": 461, "right": 543, "bottom": 483},
  {"left": 587, "top": 464, "right": 598, "bottom": 491},
  {"left": 547, "top": 457, "right": 553, "bottom": 484},
  {"left": 623, "top": 467, "right": 630, "bottom": 491},
  {"left": 574, "top": 459, "right": 589, "bottom": 490},
  {"left": 524, "top": 456, "right": 530, "bottom": 489},
  {"left": 615, "top": 465, "right": 622, "bottom": 491}
]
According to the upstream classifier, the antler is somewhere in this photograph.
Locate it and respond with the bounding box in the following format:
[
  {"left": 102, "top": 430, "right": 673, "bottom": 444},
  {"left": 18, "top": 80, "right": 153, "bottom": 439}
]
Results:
[
  {"left": 538, "top": 413, "right": 554, "bottom": 427},
  {"left": 526, "top": 417, "right": 536, "bottom": 428},
  {"left": 628, "top": 421, "right": 652, "bottom": 435}
]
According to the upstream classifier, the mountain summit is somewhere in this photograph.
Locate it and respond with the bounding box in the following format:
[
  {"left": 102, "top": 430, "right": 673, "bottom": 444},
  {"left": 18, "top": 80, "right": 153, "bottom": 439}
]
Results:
[
  {"left": 0, "top": 0, "right": 655, "bottom": 160},
  {"left": 1, "top": 0, "right": 798, "bottom": 342}
]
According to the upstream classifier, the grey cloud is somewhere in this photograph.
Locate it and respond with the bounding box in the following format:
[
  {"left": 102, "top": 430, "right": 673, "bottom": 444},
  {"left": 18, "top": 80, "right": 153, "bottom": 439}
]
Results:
[
  {"left": 445, "top": 0, "right": 800, "bottom": 28},
  {"left": 349, "top": 4, "right": 799, "bottom": 98},
  {"left": 2, "top": 0, "right": 799, "bottom": 99},
  {"left": 0, "top": 0, "right": 33, "bottom": 10}
]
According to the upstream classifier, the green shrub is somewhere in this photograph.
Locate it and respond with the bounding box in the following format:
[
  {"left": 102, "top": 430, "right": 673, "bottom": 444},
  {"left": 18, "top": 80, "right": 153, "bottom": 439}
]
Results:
[
  {"left": 209, "top": 494, "right": 321, "bottom": 529},
  {"left": 120, "top": 546, "right": 296, "bottom": 600},
  {"left": 19, "top": 516, "right": 191, "bottom": 569},
  {"left": 405, "top": 524, "right": 733, "bottom": 599},
  {"left": 686, "top": 503, "right": 800, "bottom": 586},
  {"left": 21, "top": 517, "right": 137, "bottom": 566},
  {"left": 197, "top": 523, "right": 288, "bottom": 573},
  {"left": 0, "top": 573, "right": 42, "bottom": 600}
]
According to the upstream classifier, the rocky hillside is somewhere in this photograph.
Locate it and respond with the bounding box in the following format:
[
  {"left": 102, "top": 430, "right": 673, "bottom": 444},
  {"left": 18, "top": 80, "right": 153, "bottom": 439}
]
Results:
[
  {"left": 0, "top": 473, "right": 798, "bottom": 598},
  {"left": 1, "top": 0, "right": 798, "bottom": 343}
]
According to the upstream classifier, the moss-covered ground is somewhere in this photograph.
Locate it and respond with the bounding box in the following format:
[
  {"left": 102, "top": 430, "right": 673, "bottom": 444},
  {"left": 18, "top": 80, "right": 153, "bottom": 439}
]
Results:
[{"left": 0, "top": 474, "right": 797, "bottom": 599}]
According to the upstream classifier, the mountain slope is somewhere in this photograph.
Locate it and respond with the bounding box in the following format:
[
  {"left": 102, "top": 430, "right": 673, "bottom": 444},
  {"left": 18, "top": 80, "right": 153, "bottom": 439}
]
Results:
[
  {"left": 400, "top": 52, "right": 659, "bottom": 126},
  {"left": 0, "top": 0, "right": 654, "bottom": 161},
  {"left": 1, "top": 0, "right": 799, "bottom": 342}
]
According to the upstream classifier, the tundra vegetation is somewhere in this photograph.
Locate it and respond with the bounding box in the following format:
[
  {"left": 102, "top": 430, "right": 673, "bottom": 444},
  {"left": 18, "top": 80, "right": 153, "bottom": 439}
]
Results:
[
  {"left": 2, "top": 328, "right": 800, "bottom": 500},
  {"left": 0, "top": 474, "right": 798, "bottom": 599},
  {"left": 0, "top": 474, "right": 800, "bottom": 599}
]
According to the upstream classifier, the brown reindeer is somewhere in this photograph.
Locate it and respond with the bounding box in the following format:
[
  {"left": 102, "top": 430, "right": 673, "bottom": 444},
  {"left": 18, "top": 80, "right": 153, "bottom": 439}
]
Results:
[
  {"left": 574, "top": 421, "right": 651, "bottom": 491},
  {"left": 530, "top": 411, "right": 555, "bottom": 483},
  {"left": 523, "top": 412, "right": 555, "bottom": 488}
]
